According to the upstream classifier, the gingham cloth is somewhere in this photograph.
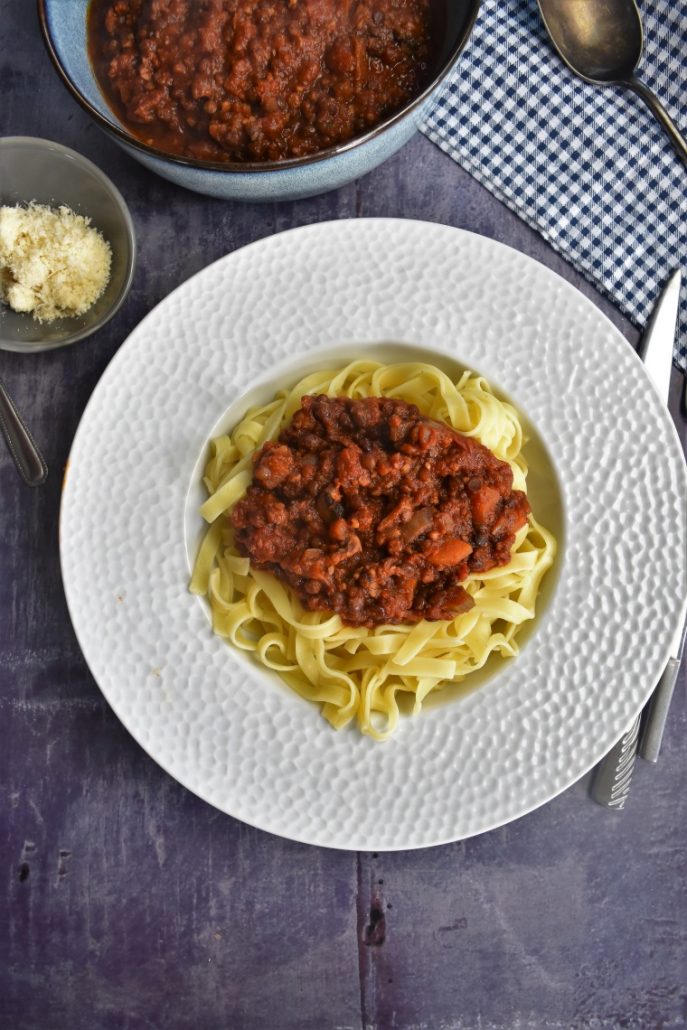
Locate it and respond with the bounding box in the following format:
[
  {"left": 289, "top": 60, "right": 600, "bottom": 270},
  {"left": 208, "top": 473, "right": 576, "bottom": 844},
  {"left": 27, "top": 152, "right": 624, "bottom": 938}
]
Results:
[{"left": 420, "top": 0, "right": 687, "bottom": 371}]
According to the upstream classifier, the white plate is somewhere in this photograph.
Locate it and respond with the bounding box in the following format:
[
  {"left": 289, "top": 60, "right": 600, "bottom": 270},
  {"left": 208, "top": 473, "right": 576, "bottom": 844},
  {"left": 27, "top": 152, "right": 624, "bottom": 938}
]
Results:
[{"left": 60, "top": 219, "right": 687, "bottom": 851}]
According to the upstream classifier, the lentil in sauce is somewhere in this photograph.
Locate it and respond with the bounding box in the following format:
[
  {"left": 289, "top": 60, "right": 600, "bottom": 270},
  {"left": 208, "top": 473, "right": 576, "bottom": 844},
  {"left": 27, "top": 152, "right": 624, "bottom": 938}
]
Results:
[
  {"left": 88, "top": 0, "right": 436, "bottom": 163},
  {"left": 231, "top": 396, "right": 531, "bottom": 628}
]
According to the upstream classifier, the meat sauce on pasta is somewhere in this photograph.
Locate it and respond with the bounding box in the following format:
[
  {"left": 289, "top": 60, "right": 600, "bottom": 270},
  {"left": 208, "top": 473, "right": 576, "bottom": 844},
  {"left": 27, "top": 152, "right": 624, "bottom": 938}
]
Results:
[{"left": 232, "top": 395, "right": 530, "bottom": 627}]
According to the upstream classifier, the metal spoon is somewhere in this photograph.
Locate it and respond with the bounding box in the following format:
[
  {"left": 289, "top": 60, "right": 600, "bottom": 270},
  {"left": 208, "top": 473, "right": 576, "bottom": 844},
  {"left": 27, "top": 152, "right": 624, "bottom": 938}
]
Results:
[
  {"left": 0, "top": 377, "right": 47, "bottom": 486},
  {"left": 536, "top": 0, "right": 687, "bottom": 167}
]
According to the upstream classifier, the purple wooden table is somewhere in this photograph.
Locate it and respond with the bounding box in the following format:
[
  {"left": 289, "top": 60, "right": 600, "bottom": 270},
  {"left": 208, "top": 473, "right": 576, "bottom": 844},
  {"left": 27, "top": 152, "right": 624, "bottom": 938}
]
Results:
[{"left": 2, "top": 4, "right": 686, "bottom": 1028}]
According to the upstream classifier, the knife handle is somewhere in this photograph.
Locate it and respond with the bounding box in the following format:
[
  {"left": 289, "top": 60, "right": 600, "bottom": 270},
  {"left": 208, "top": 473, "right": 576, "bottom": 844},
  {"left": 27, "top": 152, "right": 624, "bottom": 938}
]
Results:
[
  {"left": 589, "top": 715, "right": 640, "bottom": 809},
  {"left": 639, "top": 657, "right": 681, "bottom": 763}
]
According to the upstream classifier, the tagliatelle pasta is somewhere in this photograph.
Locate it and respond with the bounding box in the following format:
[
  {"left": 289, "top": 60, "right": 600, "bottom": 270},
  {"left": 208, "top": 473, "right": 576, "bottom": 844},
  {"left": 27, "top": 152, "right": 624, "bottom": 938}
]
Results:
[{"left": 190, "top": 360, "right": 557, "bottom": 740}]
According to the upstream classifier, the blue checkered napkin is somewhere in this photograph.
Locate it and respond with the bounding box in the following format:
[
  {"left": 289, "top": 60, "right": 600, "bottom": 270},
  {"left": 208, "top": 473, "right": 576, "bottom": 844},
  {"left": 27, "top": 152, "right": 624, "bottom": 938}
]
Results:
[{"left": 420, "top": 0, "right": 687, "bottom": 371}]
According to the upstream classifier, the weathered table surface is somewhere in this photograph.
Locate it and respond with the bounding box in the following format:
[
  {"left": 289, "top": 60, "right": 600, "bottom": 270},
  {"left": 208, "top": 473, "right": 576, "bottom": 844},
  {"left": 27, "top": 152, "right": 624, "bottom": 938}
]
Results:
[{"left": 2, "top": 4, "right": 686, "bottom": 1028}]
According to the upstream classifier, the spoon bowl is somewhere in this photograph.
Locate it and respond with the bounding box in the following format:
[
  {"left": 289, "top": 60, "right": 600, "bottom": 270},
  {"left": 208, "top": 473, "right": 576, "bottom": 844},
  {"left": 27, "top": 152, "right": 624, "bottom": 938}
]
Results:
[{"left": 537, "top": 0, "right": 687, "bottom": 166}]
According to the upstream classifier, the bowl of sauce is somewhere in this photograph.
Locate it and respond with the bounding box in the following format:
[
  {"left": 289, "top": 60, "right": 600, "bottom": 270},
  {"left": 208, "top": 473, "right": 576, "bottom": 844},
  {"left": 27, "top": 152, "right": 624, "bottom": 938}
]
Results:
[{"left": 39, "top": 0, "right": 480, "bottom": 202}]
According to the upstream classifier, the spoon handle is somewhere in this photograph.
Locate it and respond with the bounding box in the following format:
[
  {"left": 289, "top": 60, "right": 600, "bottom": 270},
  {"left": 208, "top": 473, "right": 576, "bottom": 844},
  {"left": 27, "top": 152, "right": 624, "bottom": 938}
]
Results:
[
  {"left": 0, "top": 377, "right": 48, "bottom": 486},
  {"left": 627, "top": 77, "right": 687, "bottom": 167}
]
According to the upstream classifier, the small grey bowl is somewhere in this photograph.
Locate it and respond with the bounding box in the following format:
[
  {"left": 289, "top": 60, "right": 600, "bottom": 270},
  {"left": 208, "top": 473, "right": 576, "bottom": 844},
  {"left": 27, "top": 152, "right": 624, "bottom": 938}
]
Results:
[
  {"left": 39, "top": 0, "right": 480, "bottom": 202},
  {"left": 0, "top": 136, "right": 136, "bottom": 353}
]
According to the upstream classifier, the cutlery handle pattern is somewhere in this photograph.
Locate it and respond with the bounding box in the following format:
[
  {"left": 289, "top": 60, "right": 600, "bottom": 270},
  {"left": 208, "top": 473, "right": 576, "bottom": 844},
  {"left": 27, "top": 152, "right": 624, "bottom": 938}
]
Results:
[{"left": 589, "top": 715, "right": 641, "bottom": 810}]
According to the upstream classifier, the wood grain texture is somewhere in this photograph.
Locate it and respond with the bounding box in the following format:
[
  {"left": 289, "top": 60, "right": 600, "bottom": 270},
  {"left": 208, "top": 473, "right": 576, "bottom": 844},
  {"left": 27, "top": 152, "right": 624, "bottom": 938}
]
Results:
[{"left": 1, "top": 2, "right": 686, "bottom": 1028}]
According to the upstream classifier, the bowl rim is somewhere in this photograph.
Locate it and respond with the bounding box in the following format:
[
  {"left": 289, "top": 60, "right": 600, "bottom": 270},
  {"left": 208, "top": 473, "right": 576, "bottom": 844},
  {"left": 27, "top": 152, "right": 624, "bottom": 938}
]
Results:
[
  {"left": 37, "top": 0, "right": 481, "bottom": 175},
  {"left": 0, "top": 135, "right": 137, "bottom": 351}
]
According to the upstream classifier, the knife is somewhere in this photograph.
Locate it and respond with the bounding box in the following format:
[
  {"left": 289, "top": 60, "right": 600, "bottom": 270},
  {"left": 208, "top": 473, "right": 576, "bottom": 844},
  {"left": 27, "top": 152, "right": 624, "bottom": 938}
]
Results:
[{"left": 590, "top": 269, "right": 683, "bottom": 806}]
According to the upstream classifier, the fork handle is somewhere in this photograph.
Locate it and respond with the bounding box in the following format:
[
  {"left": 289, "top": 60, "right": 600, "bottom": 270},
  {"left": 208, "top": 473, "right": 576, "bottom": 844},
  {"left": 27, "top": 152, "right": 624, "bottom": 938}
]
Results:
[
  {"left": 589, "top": 715, "right": 640, "bottom": 809},
  {"left": 0, "top": 377, "right": 48, "bottom": 486}
]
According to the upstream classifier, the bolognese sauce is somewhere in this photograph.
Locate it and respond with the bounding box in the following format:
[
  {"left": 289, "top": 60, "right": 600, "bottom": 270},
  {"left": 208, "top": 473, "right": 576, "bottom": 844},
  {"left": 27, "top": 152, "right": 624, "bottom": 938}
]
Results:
[
  {"left": 88, "top": 0, "right": 436, "bottom": 163},
  {"left": 231, "top": 395, "right": 530, "bottom": 628}
]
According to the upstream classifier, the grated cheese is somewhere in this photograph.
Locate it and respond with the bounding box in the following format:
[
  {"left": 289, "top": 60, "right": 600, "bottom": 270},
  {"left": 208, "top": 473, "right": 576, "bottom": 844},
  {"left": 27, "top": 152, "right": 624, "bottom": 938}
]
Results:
[{"left": 0, "top": 203, "right": 112, "bottom": 323}]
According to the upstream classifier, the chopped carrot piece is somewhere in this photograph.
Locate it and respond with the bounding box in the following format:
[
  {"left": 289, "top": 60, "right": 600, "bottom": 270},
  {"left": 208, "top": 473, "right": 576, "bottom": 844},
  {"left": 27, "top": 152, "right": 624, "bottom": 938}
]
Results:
[
  {"left": 471, "top": 485, "right": 501, "bottom": 525},
  {"left": 428, "top": 538, "right": 473, "bottom": 567}
]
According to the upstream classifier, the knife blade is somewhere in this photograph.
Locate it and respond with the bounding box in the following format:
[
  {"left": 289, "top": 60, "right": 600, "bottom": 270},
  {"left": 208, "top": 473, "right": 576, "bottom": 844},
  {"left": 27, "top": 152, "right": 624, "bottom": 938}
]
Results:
[
  {"left": 638, "top": 269, "right": 681, "bottom": 402},
  {"left": 591, "top": 269, "right": 684, "bottom": 806}
]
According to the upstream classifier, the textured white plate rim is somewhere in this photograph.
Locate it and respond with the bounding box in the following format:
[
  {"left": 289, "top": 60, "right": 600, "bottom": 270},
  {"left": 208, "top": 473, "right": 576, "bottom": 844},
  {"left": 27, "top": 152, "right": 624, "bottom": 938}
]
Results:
[{"left": 59, "top": 218, "right": 687, "bottom": 851}]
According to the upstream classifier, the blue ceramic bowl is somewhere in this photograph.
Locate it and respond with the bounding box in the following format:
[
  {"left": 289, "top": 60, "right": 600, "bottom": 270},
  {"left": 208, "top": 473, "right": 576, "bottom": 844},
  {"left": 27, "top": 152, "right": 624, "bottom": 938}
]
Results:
[{"left": 39, "top": 0, "right": 480, "bottom": 202}]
